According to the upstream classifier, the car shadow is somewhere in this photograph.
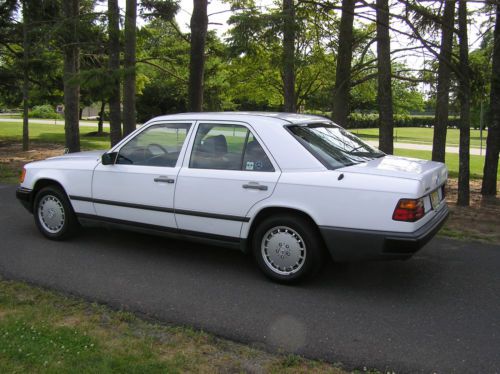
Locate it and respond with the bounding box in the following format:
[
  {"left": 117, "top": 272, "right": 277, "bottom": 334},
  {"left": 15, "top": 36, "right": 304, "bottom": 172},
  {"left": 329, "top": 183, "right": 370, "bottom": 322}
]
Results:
[{"left": 76, "top": 226, "right": 447, "bottom": 301}]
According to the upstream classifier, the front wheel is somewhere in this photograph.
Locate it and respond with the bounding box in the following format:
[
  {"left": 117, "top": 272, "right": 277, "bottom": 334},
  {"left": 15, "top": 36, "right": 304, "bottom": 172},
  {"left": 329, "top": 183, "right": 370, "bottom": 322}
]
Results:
[
  {"left": 33, "top": 186, "right": 78, "bottom": 240},
  {"left": 252, "top": 214, "right": 324, "bottom": 283}
]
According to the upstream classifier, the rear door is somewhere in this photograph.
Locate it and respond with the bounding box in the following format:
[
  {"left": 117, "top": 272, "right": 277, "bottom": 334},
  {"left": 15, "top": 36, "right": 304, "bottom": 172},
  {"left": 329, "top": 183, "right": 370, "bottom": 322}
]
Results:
[{"left": 174, "top": 121, "right": 281, "bottom": 239}]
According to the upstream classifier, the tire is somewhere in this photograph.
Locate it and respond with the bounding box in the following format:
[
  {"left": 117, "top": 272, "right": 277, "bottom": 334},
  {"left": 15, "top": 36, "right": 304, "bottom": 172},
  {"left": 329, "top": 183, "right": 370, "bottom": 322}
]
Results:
[
  {"left": 252, "top": 214, "right": 325, "bottom": 283},
  {"left": 33, "top": 186, "right": 78, "bottom": 240}
]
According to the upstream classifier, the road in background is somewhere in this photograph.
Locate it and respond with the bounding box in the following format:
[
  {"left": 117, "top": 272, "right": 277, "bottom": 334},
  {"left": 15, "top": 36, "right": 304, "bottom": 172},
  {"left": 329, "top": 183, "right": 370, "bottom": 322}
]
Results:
[{"left": 0, "top": 117, "right": 109, "bottom": 127}]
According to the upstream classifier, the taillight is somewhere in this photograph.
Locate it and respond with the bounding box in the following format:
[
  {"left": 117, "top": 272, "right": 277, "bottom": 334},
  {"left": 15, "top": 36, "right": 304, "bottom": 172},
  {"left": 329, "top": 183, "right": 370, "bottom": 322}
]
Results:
[
  {"left": 392, "top": 198, "right": 425, "bottom": 222},
  {"left": 19, "top": 168, "right": 26, "bottom": 184}
]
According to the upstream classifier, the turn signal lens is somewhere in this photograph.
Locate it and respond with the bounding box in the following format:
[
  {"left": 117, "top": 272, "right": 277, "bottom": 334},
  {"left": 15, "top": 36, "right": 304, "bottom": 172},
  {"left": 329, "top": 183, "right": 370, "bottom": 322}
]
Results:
[
  {"left": 392, "top": 198, "right": 425, "bottom": 222},
  {"left": 19, "top": 168, "right": 26, "bottom": 184}
]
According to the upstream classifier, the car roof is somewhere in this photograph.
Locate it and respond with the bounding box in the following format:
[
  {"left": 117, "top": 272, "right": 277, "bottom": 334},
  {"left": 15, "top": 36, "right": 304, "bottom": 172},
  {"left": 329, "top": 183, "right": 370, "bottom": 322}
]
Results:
[{"left": 149, "top": 112, "right": 330, "bottom": 125}]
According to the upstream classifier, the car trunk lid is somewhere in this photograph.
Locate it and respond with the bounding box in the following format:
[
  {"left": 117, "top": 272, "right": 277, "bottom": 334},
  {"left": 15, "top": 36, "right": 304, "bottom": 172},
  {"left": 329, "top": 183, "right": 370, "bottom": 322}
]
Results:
[{"left": 340, "top": 155, "right": 448, "bottom": 193}]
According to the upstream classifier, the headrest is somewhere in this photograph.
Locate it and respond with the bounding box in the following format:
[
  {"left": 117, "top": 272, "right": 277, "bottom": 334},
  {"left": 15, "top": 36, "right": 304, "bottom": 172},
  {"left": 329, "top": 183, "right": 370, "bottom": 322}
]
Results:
[{"left": 201, "top": 135, "right": 227, "bottom": 156}]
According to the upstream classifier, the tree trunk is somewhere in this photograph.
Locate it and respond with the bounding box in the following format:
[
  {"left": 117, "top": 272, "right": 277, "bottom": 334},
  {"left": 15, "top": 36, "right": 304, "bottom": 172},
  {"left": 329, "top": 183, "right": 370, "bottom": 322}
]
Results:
[
  {"left": 432, "top": 0, "right": 455, "bottom": 163},
  {"left": 108, "top": 0, "right": 122, "bottom": 146},
  {"left": 123, "top": 0, "right": 137, "bottom": 136},
  {"left": 98, "top": 100, "right": 105, "bottom": 134},
  {"left": 22, "top": 0, "right": 29, "bottom": 151},
  {"left": 482, "top": 2, "right": 500, "bottom": 196},
  {"left": 282, "top": 0, "right": 296, "bottom": 112},
  {"left": 332, "top": 0, "right": 355, "bottom": 126},
  {"left": 188, "top": 0, "right": 208, "bottom": 112},
  {"left": 62, "top": 0, "right": 80, "bottom": 153},
  {"left": 457, "top": 0, "right": 470, "bottom": 206},
  {"left": 376, "top": 0, "right": 393, "bottom": 154}
]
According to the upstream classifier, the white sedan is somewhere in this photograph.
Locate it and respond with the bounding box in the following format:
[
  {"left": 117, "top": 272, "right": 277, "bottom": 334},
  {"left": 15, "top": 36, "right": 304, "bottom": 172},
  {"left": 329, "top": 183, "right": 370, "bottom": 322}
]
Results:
[{"left": 17, "top": 112, "right": 448, "bottom": 282}]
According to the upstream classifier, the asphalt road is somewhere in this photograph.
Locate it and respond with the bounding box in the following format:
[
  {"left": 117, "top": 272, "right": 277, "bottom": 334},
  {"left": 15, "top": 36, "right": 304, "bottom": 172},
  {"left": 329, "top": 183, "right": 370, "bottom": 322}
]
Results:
[{"left": 1, "top": 184, "right": 499, "bottom": 373}]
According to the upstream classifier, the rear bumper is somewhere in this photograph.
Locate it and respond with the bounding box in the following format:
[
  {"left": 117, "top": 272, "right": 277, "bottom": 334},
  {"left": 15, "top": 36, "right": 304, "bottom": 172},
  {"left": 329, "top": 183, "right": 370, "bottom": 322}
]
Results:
[
  {"left": 319, "top": 205, "right": 449, "bottom": 261},
  {"left": 16, "top": 187, "right": 34, "bottom": 212}
]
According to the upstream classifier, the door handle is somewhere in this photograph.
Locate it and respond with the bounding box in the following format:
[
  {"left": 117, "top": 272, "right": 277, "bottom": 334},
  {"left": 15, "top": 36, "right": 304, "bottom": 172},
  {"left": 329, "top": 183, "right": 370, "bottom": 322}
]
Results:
[
  {"left": 154, "top": 176, "right": 175, "bottom": 183},
  {"left": 242, "top": 183, "right": 268, "bottom": 191}
]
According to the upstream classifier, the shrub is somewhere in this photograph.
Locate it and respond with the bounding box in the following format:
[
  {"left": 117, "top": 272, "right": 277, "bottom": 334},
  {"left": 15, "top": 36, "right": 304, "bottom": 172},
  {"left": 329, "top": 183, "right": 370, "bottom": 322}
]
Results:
[{"left": 28, "top": 104, "right": 63, "bottom": 119}]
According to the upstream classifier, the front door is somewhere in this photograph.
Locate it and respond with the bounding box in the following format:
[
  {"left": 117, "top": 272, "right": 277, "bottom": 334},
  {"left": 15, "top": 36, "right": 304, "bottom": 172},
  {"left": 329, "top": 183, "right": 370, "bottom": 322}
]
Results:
[
  {"left": 92, "top": 121, "right": 193, "bottom": 229},
  {"left": 175, "top": 121, "right": 281, "bottom": 239}
]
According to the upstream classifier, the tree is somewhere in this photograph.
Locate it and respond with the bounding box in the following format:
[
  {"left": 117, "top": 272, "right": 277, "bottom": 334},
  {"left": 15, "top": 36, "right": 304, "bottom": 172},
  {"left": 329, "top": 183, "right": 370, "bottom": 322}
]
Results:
[
  {"left": 282, "top": 0, "right": 295, "bottom": 112},
  {"left": 376, "top": 0, "right": 393, "bottom": 154},
  {"left": 62, "top": 0, "right": 81, "bottom": 153},
  {"left": 21, "top": 0, "right": 29, "bottom": 151},
  {"left": 456, "top": 0, "right": 470, "bottom": 206},
  {"left": 188, "top": 0, "right": 208, "bottom": 112},
  {"left": 123, "top": 0, "right": 137, "bottom": 136},
  {"left": 431, "top": 0, "right": 455, "bottom": 163},
  {"left": 108, "top": 0, "right": 122, "bottom": 146},
  {"left": 332, "top": 0, "right": 355, "bottom": 126},
  {"left": 482, "top": 2, "right": 500, "bottom": 196},
  {"left": 226, "top": 1, "right": 335, "bottom": 111}
]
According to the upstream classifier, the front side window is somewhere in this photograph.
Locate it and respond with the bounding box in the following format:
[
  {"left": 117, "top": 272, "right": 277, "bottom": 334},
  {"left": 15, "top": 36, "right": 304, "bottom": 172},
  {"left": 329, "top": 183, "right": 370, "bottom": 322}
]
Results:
[
  {"left": 190, "top": 123, "right": 274, "bottom": 171},
  {"left": 117, "top": 123, "right": 191, "bottom": 167},
  {"left": 288, "top": 122, "right": 385, "bottom": 169}
]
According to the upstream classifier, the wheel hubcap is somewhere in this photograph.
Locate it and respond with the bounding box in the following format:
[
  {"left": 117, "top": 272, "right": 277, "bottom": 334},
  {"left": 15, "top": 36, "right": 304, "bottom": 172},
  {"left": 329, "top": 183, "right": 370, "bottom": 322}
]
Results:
[
  {"left": 261, "top": 226, "right": 306, "bottom": 275},
  {"left": 38, "top": 195, "right": 65, "bottom": 234}
]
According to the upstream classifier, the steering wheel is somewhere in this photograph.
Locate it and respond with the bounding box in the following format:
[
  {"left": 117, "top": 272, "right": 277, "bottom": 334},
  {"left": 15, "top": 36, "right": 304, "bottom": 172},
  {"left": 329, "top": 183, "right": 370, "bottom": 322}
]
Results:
[{"left": 147, "top": 143, "right": 168, "bottom": 155}]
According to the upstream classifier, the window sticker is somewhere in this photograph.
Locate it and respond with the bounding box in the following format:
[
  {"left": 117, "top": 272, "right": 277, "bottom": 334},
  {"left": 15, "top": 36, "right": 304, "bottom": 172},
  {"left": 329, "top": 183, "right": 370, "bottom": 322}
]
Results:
[
  {"left": 255, "top": 161, "right": 263, "bottom": 170},
  {"left": 246, "top": 161, "right": 254, "bottom": 170}
]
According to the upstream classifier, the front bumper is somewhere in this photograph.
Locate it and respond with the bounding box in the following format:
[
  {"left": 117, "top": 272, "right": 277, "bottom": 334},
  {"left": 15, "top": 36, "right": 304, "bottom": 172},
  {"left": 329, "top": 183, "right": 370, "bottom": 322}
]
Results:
[
  {"left": 319, "top": 205, "right": 449, "bottom": 261},
  {"left": 16, "top": 187, "right": 34, "bottom": 212}
]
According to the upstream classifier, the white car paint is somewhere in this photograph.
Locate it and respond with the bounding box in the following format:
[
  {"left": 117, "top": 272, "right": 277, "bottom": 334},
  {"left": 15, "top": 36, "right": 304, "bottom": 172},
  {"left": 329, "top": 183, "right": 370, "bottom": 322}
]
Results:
[{"left": 18, "top": 112, "right": 448, "bottom": 263}]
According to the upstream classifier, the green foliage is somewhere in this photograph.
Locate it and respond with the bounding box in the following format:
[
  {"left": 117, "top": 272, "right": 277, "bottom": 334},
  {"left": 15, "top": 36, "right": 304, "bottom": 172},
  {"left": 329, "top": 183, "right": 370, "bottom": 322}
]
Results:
[
  {"left": 346, "top": 113, "right": 460, "bottom": 129},
  {"left": 135, "top": 19, "right": 190, "bottom": 121},
  {"left": 28, "top": 105, "right": 62, "bottom": 119},
  {"left": 140, "top": 0, "right": 180, "bottom": 21}
]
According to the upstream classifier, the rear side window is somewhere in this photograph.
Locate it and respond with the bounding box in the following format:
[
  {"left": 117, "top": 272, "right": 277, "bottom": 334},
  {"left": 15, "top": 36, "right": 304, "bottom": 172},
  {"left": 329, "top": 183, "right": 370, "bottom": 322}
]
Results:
[
  {"left": 189, "top": 123, "right": 274, "bottom": 172},
  {"left": 288, "top": 123, "right": 385, "bottom": 169}
]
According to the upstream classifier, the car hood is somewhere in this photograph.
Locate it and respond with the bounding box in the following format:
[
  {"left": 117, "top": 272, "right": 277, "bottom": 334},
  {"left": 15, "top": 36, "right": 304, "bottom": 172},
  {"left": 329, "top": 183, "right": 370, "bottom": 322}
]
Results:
[
  {"left": 27, "top": 150, "right": 106, "bottom": 171},
  {"left": 47, "top": 150, "right": 106, "bottom": 161},
  {"left": 341, "top": 155, "right": 448, "bottom": 191}
]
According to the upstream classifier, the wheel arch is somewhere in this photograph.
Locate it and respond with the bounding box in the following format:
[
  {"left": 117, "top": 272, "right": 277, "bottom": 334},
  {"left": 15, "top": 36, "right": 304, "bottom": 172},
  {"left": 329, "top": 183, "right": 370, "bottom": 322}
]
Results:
[
  {"left": 31, "top": 178, "right": 69, "bottom": 211},
  {"left": 244, "top": 206, "right": 325, "bottom": 253}
]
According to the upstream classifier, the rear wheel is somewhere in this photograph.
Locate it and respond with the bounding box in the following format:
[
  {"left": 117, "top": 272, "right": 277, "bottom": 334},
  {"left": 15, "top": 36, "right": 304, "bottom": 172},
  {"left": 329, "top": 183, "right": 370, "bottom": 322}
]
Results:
[
  {"left": 252, "top": 214, "right": 324, "bottom": 283},
  {"left": 33, "top": 186, "right": 78, "bottom": 240}
]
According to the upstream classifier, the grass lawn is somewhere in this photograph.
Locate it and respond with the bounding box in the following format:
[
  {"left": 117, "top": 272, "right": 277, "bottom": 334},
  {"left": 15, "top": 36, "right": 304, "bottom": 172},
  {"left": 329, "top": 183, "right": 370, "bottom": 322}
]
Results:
[
  {"left": 0, "top": 278, "right": 360, "bottom": 373},
  {"left": 393, "top": 148, "right": 499, "bottom": 180},
  {"left": 0, "top": 121, "right": 110, "bottom": 150},
  {"left": 353, "top": 127, "right": 487, "bottom": 148}
]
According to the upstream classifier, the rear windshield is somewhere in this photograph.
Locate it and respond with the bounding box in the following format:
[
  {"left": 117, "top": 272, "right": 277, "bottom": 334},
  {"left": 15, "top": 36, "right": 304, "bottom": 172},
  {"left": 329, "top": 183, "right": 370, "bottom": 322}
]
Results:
[{"left": 288, "top": 122, "right": 385, "bottom": 169}]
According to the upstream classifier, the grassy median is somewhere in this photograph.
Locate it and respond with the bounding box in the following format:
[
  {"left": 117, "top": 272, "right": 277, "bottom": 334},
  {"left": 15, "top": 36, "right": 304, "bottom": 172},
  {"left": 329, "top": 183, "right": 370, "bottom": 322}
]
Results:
[{"left": 0, "top": 278, "right": 378, "bottom": 373}]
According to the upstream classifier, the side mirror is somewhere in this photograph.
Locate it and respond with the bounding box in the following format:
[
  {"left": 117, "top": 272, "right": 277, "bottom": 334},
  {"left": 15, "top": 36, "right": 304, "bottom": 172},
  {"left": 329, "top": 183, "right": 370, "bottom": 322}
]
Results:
[{"left": 101, "top": 152, "right": 117, "bottom": 165}]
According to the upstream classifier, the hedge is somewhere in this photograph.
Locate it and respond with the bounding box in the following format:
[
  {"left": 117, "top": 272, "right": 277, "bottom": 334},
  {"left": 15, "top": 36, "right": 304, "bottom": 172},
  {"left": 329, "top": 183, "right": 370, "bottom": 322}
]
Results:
[{"left": 345, "top": 113, "right": 462, "bottom": 129}]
